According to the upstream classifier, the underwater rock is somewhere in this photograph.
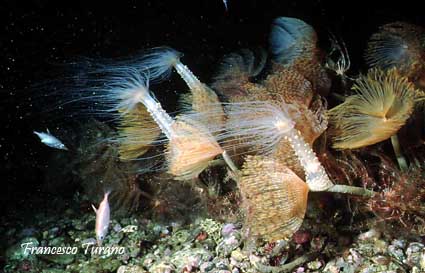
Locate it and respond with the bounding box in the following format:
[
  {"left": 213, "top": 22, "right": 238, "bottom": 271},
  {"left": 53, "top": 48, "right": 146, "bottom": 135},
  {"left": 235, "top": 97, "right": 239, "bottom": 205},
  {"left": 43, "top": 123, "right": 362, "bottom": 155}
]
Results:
[
  {"left": 391, "top": 239, "right": 407, "bottom": 249},
  {"left": 200, "top": 261, "right": 216, "bottom": 272},
  {"left": 80, "top": 237, "right": 97, "bottom": 246},
  {"left": 199, "top": 219, "right": 223, "bottom": 244},
  {"left": 67, "top": 257, "right": 122, "bottom": 272},
  {"left": 406, "top": 242, "right": 425, "bottom": 267},
  {"left": 45, "top": 226, "right": 61, "bottom": 239},
  {"left": 216, "top": 235, "right": 242, "bottom": 257},
  {"left": 117, "top": 265, "right": 148, "bottom": 273},
  {"left": 41, "top": 269, "right": 67, "bottom": 273},
  {"left": 142, "top": 253, "right": 157, "bottom": 268},
  {"left": 48, "top": 236, "right": 65, "bottom": 247},
  {"left": 71, "top": 219, "right": 86, "bottom": 231},
  {"left": 6, "top": 237, "right": 39, "bottom": 260},
  {"left": 38, "top": 254, "right": 75, "bottom": 265},
  {"left": 221, "top": 223, "right": 238, "bottom": 237},
  {"left": 230, "top": 249, "right": 246, "bottom": 262},
  {"left": 113, "top": 223, "right": 123, "bottom": 232},
  {"left": 108, "top": 229, "right": 124, "bottom": 245},
  {"left": 293, "top": 230, "right": 311, "bottom": 245},
  {"left": 307, "top": 259, "right": 323, "bottom": 270},
  {"left": 322, "top": 257, "right": 357, "bottom": 273},
  {"left": 213, "top": 258, "right": 231, "bottom": 270},
  {"left": 169, "top": 228, "right": 192, "bottom": 245},
  {"left": 170, "top": 247, "right": 214, "bottom": 271},
  {"left": 148, "top": 261, "right": 175, "bottom": 273},
  {"left": 388, "top": 244, "right": 405, "bottom": 262},
  {"left": 357, "top": 228, "right": 381, "bottom": 241}
]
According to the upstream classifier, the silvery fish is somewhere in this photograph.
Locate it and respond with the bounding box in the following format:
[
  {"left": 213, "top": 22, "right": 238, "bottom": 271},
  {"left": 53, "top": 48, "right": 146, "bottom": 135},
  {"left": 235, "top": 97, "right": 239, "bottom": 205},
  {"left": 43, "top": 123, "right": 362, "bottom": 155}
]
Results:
[
  {"left": 33, "top": 129, "right": 68, "bottom": 150},
  {"left": 92, "top": 191, "right": 111, "bottom": 246}
]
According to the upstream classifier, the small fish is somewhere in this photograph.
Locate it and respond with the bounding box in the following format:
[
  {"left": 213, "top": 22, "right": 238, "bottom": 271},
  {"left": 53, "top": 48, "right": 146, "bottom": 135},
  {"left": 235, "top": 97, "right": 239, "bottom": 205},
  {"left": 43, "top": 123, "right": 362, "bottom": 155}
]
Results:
[
  {"left": 92, "top": 191, "right": 111, "bottom": 246},
  {"left": 33, "top": 129, "right": 68, "bottom": 150}
]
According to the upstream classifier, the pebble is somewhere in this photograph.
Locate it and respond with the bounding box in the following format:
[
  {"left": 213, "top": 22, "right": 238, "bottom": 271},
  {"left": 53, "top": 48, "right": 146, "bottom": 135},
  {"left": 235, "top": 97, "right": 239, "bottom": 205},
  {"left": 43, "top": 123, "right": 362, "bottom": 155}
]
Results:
[
  {"left": 80, "top": 237, "right": 97, "bottom": 246},
  {"left": 200, "top": 261, "right": 215, "bottom": 272},
  {"left": 72, "top": 220, "right": 86, "bottom": 231},
  {"left": 117, "top": 265, "right": 147, "bottom": 273},
  {"left": 113, "top": 223, "right": 123, "bottom": 232},
  {"left": 222, "top": 224, "right": 237, "bottom": 237},
  {"left": 307, "top": 259, "right": 322, "bottom": 270},
  {"left": 4, "top": 210, "right": 425, "bottom": 273},
  {"left": 391, "top": 239, "right": 406, "bottom": 249},
  {"left": 47, "top": 227, "right": 60, "bottom": 238},
  {"left": 39, "top": 254, "right": 75, "bottom": 265},
  {"left": 388, "top": 244, "right": 404, "bottom": 261},
  {"left": 215, "top": 259, "right": 230, "bottom": 270},
  {"left": 420, "top": 251, "right": 425, "bottom": 269},
  {"left": 358, "top": 228, "right": 381, "bottom": 241},
  {"left": 406, "top": 242, "right": 425, "bottom": 266},
  {"left": 6, "top": 237, "right": 39, "bottom": 260},
  {"left": 230, "top": 250, "right": 245, "bottom": 262},
  {"left": 216, "top": 235, "right": 240, "bottom": 256}
]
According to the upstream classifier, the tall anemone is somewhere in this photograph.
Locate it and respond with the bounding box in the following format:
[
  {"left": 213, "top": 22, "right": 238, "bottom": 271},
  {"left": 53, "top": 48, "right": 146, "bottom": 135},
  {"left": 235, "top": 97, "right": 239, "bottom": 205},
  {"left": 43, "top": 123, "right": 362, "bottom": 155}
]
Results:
[{"left": 329, "top": 68, "right": 416, "bottom": 149}]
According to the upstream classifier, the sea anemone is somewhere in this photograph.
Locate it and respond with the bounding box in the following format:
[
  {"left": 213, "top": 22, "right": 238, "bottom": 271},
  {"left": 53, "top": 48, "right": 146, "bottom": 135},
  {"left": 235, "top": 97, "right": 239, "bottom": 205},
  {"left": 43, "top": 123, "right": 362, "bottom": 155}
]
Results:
[
  {"left": 328, "top": 68, "right": 416, "bottom": 149},
  {"left": 211, "top": 49, "right": 267, "bottom": 101},
  {"left": 269, "top": 16, "right": 331, "bottom": 95},
  {"left": 216, "top": 100, "right": 333, "bottom": 191},
  {"left": 166, "top": 115, "right": 224, "bottom": 180},
  {"left": 239, "top": 155, "right": 309, "bottom": 241},
  {"left": 264, "top": 66, "right": 314, "bottom": 107},
  {"left": 117, "top": 104, "right": 161, "bottom": 160},
  {"left": 269, "top": 17, "right": 317, "bottom": 66},
  {"left": 365, "top": 22, "right": 425, "bottom": 83}
]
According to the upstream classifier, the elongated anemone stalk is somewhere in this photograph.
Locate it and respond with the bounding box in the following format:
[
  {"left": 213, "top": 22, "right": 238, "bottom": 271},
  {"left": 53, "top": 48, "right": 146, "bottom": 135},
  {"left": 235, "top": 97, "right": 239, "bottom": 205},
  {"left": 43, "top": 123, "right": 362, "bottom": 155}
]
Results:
[
  {"left": 136, "top": 47, "right": 200, "bottom": 89},
  {"left": 220, "top": 101, "right": 333, "bottom": 191},
  {"left": 79, "top": 47, "right": 227, "bottom": 177},
  {"left": 137, "top": 47, "right": 225, "bottom": 128}
]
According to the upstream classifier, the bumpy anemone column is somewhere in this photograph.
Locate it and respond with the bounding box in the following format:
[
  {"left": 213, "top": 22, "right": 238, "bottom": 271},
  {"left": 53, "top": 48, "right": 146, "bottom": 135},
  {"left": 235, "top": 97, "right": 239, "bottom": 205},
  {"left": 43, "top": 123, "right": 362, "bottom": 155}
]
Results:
[
  {"left": 134, "top": 82, "right": 224, "bottom": 181},
  {"left": 136, "top": 47, "right": 226, "bottom": 130},
  {"left": 76, "top": 63, "right": 224, "bottom": 180},
  {"left": 219, "top": 101, "right": 334, "bottom": 191}
]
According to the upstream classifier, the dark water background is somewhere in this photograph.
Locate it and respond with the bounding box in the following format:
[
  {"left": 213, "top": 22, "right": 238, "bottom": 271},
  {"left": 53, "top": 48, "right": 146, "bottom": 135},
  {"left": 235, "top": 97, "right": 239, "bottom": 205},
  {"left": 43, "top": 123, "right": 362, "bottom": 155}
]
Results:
[{"left": 0, "top": 0, "right": 423, "bottom": 224}]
